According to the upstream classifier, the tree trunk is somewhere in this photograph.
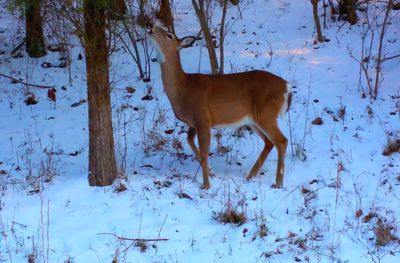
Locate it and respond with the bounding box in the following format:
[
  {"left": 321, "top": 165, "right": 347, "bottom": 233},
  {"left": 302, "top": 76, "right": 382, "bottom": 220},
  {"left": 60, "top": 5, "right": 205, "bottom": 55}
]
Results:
[
  {"left": 310, "top": 0, "right": 324, "bottom": 43},
  {"left": 109, "top": 0, "right": 127, "bottom": 20},
  {"left": 192, "top": 0, "right": 219, "bottom": 75},
  {"left": 83, "top": 0, "right": 118, "bottom": 187},
  {"left": 136, "top": 0, "right": 151, "bottom": 27},
  {"left": 156, "top": 0, "right": 175, "bottom": 33},
  {"left": 25, "top": 0, "right": 46, "bottom": 58},
  {"left": 339, "top": 0, "right": 358, "bottom": 25},
  {"left": 219, "top": 0, "right": 228, "bottom": 74}
]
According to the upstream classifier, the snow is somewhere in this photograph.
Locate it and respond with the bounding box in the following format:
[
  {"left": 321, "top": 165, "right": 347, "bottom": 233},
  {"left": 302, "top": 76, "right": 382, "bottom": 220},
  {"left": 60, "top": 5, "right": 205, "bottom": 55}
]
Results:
[{"left": 1, "top": 1, "right": 399, "bottom": 263}]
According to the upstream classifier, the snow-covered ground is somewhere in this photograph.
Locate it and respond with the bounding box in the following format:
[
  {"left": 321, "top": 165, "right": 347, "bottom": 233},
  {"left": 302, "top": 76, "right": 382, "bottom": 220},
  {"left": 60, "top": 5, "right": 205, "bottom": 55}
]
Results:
[{"left": 1, "top": 1, "right": 399, "bottom": 262}]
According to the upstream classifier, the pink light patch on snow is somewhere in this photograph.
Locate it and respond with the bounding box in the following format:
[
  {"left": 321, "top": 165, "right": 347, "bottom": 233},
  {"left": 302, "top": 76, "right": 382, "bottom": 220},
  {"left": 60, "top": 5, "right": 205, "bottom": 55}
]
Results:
[
  {"left": 239, "top": 50, "right": 258, "bottom": 58},
  {"left": 273, "top": 47, "right": 311, "bottom": 57}
]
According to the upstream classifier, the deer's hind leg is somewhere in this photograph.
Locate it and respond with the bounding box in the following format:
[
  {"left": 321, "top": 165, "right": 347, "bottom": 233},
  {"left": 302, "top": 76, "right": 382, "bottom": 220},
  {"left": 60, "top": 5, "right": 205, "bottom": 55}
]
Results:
[
  {"left": 246, "top": 125, "right": 274, "bottom": 181},
  {"left": 253, "top": 121, "right": 288, "bottom": 188}
]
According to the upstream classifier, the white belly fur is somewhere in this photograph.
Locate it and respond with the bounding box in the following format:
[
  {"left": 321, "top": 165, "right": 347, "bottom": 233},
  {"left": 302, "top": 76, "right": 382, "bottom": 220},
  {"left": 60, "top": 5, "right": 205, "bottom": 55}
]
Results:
[{"left": 213, "top": 116, "right": 253, "bottom": 129}]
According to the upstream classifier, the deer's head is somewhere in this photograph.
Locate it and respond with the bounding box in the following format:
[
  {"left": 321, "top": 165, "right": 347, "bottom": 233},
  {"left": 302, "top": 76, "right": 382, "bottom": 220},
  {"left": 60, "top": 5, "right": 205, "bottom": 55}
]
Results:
[{"left": 148, "top": 24, "right": 196, "bottom": 63}]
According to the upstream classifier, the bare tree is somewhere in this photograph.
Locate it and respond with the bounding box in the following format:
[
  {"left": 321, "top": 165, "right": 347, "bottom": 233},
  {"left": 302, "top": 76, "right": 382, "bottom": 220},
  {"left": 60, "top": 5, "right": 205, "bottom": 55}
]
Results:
[
  {"left": 156, "top": 0, "right": 175, "bottom": 33},
  {"left": 310, "top": 0, "right": 324, "bottom": 43},
  {"left": 83, "top": 0, "right": 118, "bottom": 186},
  {"left": 116, "top": 1, "right": 154, "bottom": 82},
  {"left": 349, "top": 0, "right": 395, "bottom": 99},
  {"left": 135, "top": 0, "right": 151, "bottom": 27},
  {"left": 372, "top": 0, "right": 393, "bottom": 98},
  {"left": 339, "top": 0, "right": 358, "bottom": 25},
  {"left": 219, "top": 0, "right": 228, "bottom": 74},
  {"left": 25, "top": 0, "right": 46, "bottom": 57},
  {"left": 192, "top": 0, "right": 219, "bottom": 75},
  {"left": 109, "top": 0, "right": 127, "bottom": 19}
]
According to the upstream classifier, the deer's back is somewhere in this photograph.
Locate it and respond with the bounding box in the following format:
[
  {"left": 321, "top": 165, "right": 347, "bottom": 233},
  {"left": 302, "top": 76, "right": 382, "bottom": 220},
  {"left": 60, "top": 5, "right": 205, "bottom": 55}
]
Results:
[{"left": 181, "top": 70, "right": 287, "bottom": 127}]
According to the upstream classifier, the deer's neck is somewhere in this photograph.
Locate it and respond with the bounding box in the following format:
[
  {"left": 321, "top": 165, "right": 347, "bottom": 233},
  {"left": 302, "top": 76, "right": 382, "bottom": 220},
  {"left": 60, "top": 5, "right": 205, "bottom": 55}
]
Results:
[{"left": 159, "top": 53, "right": 186, "bottom": 102}]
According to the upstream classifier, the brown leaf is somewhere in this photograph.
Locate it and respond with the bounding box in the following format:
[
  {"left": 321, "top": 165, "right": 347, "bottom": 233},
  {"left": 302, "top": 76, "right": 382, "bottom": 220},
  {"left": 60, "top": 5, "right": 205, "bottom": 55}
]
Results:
[
  {"left": 337, "top": 162, "right": 345, "bottom": 173},
  {"left": 363, "top": 212, "right": 377, "bottom": 223},
  {"left": 141, "top": 94, "right": 153, "bottom": 101},
  {"left": 311, "top": 117, "right": 323, "bottom": 125},
  {"left": 178, "top": 192, "right": 192, "bottom": 200},
  {"left": 113, "top": 183, "right": 127, "bottom": 193},
  {"left": 301, "top": 186, "right": 311, "bottom": 194},
  {"left": 25, "top": 95, "right": 38, "bottom": 106},
  {"left": 356, "top": 208, "right": 363, "bottom": 219},
  {"left": 338, "top": 106, "right": 346, "bottom": 120},
  {"left": 47, "top": 88, "right": 56, "bottom": 102},
  {"left": 126, "top": 86, "right": 136, "bottom": 94},
  {"left": 164, "top": 129, "right": 174, "bottom": 134}
]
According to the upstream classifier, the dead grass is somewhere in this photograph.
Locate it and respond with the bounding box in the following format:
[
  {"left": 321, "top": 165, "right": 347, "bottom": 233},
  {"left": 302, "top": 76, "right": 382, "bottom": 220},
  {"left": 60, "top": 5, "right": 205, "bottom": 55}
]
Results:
[
  {"left": 374, "top": 219, "right": 398, "bottom": 247},
  {"left": 113, "top": 183, "right": 128, "bottom": 193},
  {"left": 215, "top": 207, "right": 247, "bottom": 225},
  {"left": 382, "top": 139, "right": 400, "bottom": 156}
]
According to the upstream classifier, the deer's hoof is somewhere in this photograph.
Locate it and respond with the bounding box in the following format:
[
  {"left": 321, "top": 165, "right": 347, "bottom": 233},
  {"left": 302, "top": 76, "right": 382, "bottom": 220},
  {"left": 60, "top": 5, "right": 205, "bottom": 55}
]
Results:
[
  {"left": 271, "top": 183, "right": 283, "bottom": 189},
  {"left": 246, "top": 174, "right": 255, "bottom": 181}
]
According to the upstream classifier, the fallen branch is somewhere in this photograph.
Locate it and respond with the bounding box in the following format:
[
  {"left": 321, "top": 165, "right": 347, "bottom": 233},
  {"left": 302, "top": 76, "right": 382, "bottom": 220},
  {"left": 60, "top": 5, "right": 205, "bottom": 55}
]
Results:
[
  {"left": 97, "top": 232, "right": 168, "bottom": 242},
  {"left": 0, "top": 73, "right": 55, "bottom": 89},
  {"left": 11, "top": 38, "right": 26, "bottom": 54}
]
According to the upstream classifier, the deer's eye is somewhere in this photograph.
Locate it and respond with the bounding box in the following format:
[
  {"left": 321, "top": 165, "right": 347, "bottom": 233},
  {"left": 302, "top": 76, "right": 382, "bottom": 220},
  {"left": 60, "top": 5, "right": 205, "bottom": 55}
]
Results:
[{"left": 167, "top": 33, "right": 174, "bottom": 40}]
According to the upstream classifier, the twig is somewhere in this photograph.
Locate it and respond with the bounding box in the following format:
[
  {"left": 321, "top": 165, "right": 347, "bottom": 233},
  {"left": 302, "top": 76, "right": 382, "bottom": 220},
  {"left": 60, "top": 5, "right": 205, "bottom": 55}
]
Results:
[
  {"left": 157, "top": 214, "right": 168, "bottom": 240},
  {"left": 97, "top": 232, "right": 168, "bottom": 242},
  {"left": 0, "top": 73, "right": 55, "bottom": 89},
  {"left": 11, "top": 38, "right": 26, "bottom": 54},
  {"left": 381, "top": 53, "right": 400, "bottom": 63},
  {"left": 0, "top": 214, "right": 13, "bottom": 263},
  {"left": 373, "top": 0, "right": 393, "bottom": 99}
]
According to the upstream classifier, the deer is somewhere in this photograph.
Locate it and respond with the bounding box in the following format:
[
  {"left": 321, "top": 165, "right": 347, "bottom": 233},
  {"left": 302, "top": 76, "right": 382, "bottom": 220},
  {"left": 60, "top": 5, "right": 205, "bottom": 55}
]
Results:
[{"left": 148, "top": 24, "right": 292, "bottom": 190}]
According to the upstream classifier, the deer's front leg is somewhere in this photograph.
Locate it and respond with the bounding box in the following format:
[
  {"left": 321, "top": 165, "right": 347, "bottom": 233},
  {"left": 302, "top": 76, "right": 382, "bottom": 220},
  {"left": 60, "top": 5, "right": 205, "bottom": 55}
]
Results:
[
  {"left": 196, "top": 126, "right": 211, "bottom": 189},
  {"left": 187, "top": 127, "right": 215, "bottom": 177}
]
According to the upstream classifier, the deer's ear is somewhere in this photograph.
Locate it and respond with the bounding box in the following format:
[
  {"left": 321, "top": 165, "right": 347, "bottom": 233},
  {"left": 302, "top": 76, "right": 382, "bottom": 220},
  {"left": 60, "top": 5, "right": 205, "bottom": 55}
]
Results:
[{"left": 178, "top": 36, "right": 196, "bottom": 50}]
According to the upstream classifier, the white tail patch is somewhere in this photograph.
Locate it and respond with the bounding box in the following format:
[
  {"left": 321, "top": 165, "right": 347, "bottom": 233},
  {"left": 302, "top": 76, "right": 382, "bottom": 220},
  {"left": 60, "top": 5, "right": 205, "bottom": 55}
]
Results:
[{"left": 279, "top": 83, "right": 292, "bottom": 118}]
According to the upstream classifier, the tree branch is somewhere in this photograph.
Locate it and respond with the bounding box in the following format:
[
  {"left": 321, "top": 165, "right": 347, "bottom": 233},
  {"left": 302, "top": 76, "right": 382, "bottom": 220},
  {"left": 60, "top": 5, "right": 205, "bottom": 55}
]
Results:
[
  {"left": 0, "top": 73, "right": 55, "bottom": 89},
  {"left": 97, "top": 232, "right": 168, "bottom": 242},
  {"left": 381, "top": 53, "right": 400, "bottom": 63}
]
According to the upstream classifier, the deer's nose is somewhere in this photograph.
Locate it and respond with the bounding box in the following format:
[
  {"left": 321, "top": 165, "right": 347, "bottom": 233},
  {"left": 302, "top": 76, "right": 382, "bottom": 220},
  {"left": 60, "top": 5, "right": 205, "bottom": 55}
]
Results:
[
  {"left": 146, "top": 22, "right": 153, "bottom": 30},
  {"left": 146, "top": 23, "right": 154, "bottom": 35}
]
